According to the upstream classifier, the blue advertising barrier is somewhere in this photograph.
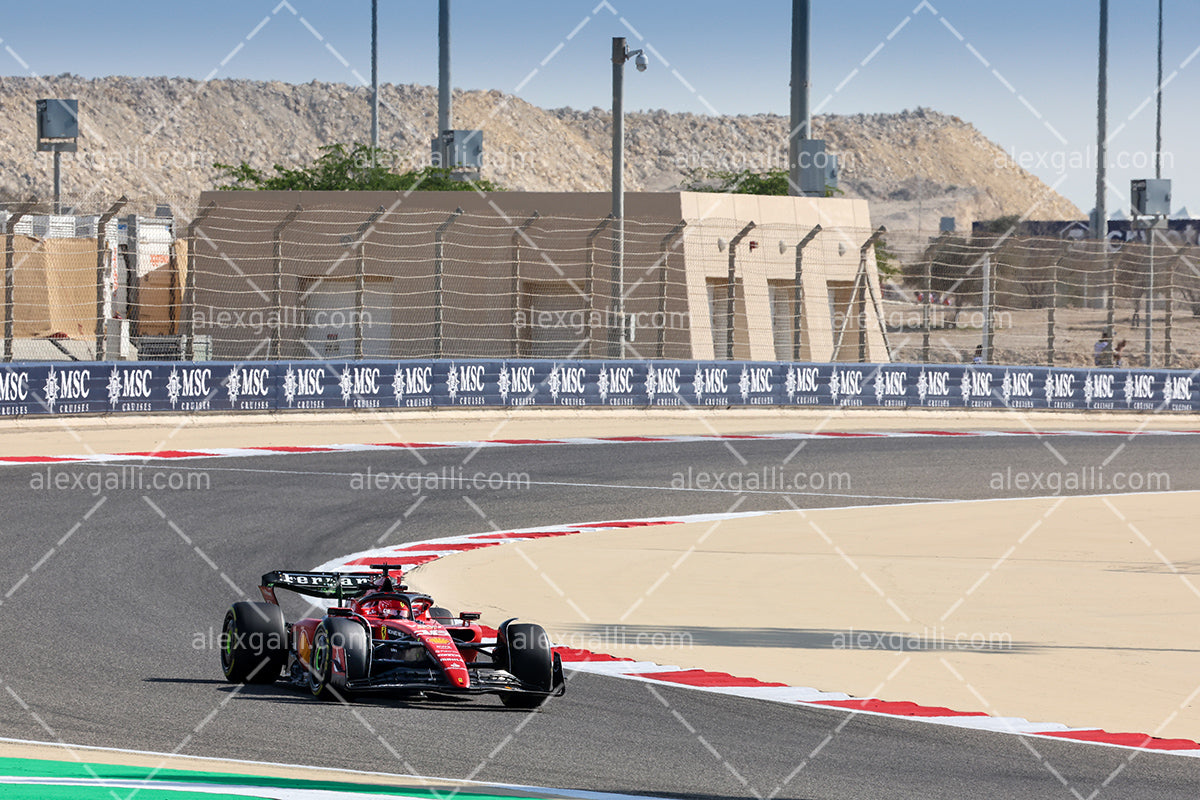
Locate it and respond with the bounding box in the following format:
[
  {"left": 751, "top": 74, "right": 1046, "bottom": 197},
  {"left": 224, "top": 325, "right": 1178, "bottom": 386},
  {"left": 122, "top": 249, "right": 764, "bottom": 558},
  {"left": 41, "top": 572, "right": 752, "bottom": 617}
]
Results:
[{"left": 0, "top": 359, "right": 1197, "bottom": 417}]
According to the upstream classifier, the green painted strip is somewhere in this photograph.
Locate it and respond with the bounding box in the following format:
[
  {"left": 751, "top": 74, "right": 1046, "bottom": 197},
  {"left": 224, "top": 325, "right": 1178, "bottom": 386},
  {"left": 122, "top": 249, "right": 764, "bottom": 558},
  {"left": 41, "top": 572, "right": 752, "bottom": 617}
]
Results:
[
  {"left": 0, "top": 785, "right": 252, "bottom": 800},
  {"left": 0, "top": 757, "right": 528, "bottom": 799}
]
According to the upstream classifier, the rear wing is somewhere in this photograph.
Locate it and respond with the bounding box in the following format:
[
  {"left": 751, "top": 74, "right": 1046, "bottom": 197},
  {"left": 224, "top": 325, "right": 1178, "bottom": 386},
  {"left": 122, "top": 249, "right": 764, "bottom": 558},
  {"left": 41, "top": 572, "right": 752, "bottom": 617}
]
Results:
[{"left": 259, "top": 570, "right": 381, "bottom": 605}]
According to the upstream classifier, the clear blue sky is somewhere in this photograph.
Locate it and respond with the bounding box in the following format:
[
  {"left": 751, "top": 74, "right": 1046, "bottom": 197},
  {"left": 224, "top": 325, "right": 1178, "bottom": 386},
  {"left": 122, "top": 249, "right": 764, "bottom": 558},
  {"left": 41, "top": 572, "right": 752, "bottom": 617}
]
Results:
[{"left": 4, "top": 0, "right": 1199, "bottom": 216}]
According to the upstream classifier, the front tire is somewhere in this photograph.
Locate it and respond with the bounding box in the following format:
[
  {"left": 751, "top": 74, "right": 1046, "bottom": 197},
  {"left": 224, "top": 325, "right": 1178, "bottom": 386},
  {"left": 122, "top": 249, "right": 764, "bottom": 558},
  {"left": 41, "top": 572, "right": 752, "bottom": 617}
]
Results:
[
  {"left": 308, "top": 618, "right": 368, "bottom": 702},
  {"left": 220, "top": 602, "right": 286, "bottom": 684},
  {"left": 497, "top": 622, "right": 555, "bottom": 709}
]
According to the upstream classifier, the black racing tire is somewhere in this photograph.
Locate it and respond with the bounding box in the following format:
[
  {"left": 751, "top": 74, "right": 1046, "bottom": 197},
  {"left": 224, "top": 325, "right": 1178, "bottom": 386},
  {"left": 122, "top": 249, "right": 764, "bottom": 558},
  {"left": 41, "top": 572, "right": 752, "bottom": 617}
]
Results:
[
  {"left": 498, "top": 622, "right": 554, "bottom": 709},
  {"left": 429, "top": 606, "right": 454, "bottom": 624},
  {"left": 308, "top": 617, "right": 369, "bottom": 702},
  {"left": 220, "top": 602, "right": 286, "bottom": 684}
]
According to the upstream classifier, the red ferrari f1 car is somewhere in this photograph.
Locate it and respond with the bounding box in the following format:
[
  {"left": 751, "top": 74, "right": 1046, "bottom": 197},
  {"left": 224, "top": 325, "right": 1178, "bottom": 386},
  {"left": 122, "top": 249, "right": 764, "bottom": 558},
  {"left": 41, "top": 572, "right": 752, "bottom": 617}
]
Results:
[{"left": 219, "top": 565, "right": 565, "bottom": 708}]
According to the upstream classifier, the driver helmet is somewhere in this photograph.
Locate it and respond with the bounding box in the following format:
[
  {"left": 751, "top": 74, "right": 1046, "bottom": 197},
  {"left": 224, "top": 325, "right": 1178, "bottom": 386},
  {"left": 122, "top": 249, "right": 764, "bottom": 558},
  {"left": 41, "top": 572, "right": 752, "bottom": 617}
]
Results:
[{"left": 377, "top": 599, "right": 408, "bottom": 619}]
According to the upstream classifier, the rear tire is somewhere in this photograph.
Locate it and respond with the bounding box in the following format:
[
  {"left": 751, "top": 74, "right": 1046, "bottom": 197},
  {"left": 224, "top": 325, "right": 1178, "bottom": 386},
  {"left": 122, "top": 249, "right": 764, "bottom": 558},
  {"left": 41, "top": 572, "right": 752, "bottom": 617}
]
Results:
[
  {"left": 497, "top": 622, "right": 554, "bottom": 709},
  {"left": 220, "top": 602, "right": 286, "bottom": 684}
]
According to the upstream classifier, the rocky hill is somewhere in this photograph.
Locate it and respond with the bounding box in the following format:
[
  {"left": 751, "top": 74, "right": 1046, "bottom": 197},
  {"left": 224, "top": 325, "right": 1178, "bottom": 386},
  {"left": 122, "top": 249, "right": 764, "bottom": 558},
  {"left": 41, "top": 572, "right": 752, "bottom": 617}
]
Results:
[{"left": 0, "top": 75, "right": 1082, "bottom": 230}]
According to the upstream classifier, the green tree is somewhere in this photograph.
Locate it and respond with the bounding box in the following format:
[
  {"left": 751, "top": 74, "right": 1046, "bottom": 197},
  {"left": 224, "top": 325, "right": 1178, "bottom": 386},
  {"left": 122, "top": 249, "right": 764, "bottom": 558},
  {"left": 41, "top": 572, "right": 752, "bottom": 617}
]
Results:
[
  {"left": 214, "top": 143, "right": 502, "bottom": 192},
  {"left": 681, "top": 167, "right": 842, "bottom": 198},
  {"left": 681, "top": 167, "right": 894, "bottom": 273}
]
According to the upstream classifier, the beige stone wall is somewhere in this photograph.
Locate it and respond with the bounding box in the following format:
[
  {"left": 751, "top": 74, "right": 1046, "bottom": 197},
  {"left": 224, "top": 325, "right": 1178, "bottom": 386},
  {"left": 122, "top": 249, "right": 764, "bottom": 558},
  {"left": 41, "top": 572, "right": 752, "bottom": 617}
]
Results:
[{"left": 191, "top": 190, "right": 887, "bottom": 362}]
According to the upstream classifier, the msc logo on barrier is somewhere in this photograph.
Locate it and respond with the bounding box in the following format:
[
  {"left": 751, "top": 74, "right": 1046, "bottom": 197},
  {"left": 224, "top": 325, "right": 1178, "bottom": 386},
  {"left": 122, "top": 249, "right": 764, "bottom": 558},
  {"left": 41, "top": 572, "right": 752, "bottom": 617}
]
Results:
[
  {"left": 1163, "top": 375, "right": 1195, "bottom": 410},
  {"left": 830, "top": 368, "right": 865, "bottom": 407},
  {"left": 1123, "top": 372, "right": 1155, "bottom": 410},
  {"left": 873, "top": 369, "right": 907, "bottom": 407},
  {"left": 1085, "top": 372, "right": 1117, "bottom": 409},
  {"left": 548, "top": 363, "right": 587, "bottom": 407},
  {"left": 340, "top": 366, "right": 382, "bottom": 408},
  {"left": 646, "top": 365, "right": 683, "bottom": 407},
  {"left": 226, "top": 366, "right": 272, "bottom": 410},
  {"left": 1044, "top": 371, "right": 1077, "bottom": 409},
  {"left": 785, "top": 366, "right": 821, "bottom": 406},
  {"left": 282, "top": 365, "right": 328, "bottom": 409},
  {"left": 499, "top": 363, "right": 537, "bottom": 407},
  {"left": 447, "top": 362, "right": 487, "bottom": 406},
  {"left": 739, "top": 367, "right": 775, "bottom": 405},
  {"left": 1001, "top": 370, "right": 1037, "bottom": 409},
  {"left": 41, "top": 367, "right": 94, "bottom": 414},
  {"left": 693, "top": 367, "right": 729, "bottom": 406},
  {"left": 0, "top": 370, "right": 31, "bottom": 415},
  {"left": 917, "top": 368, "right": 953, "bottom": 408},
  {"left": 599, "top": 365, "right": 637, "bottom": 406},
  {"left": 393, "top": 365, "right": 433, "bottom": 407},
  {"left": 960, "top": 370, "right": 995, "bottom": 408},
  {"left": 168, "top": 367, "right": 216, "bottom": 411},
  {"left": 108, "top": 367, "right": 154, "bottom": 412}
]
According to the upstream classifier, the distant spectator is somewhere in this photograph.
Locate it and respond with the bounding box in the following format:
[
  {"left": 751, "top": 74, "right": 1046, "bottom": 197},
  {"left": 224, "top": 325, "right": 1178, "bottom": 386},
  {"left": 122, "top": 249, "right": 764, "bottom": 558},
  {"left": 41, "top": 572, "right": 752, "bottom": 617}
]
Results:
[
  {"left": 1113, "top": 339, "right": 1127, "bottom": 368},
  {"left": 1093, "top": 329, "right": 1113, "bottom": 367},
  {"left": 972, "top": 344, "right": 983, "bottom": 364}
]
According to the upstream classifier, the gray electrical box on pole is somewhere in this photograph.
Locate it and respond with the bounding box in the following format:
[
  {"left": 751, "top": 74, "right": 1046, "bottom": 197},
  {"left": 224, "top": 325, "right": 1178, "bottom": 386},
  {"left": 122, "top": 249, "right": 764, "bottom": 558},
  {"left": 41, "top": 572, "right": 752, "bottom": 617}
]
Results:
[
  {"left": 431, "top": 130, "right": 483, "bottom": 171},
  {"left": 36, "top": 99, "right": 78, "bottom": 146},
  {"left": 1132, "top": 178, "right": 1171, "bottom": 216},
  {"left": 36, "top": 99, "right": 78, "bottom": 215},
  {"left": 797, "top": 139, "right": 837, "bottom": 196}
]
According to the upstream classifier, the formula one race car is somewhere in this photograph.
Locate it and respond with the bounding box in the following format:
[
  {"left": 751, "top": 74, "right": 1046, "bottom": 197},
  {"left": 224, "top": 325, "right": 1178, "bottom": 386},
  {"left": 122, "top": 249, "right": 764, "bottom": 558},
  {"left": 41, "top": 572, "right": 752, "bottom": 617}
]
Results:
[{"left": 219, "top": 565, "right": 565, "bottom": 708}]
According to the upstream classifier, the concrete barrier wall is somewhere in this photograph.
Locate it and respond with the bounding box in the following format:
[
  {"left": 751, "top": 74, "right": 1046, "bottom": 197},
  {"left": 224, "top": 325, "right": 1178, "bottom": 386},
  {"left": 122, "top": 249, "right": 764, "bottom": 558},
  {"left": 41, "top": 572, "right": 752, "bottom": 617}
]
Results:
[{"left": 0, "top": 359, "right": 1195, "bottom": 417}]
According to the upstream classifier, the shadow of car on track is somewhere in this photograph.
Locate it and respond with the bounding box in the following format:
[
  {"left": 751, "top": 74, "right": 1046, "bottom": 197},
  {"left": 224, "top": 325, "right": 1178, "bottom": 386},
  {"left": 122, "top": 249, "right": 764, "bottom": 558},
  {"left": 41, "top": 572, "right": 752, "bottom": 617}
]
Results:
[
  {"left": 143, "top": 677, "right": 553, "bottom": 712},
  {"left": 552, "top": 625, "right": 1031, "bottom": 653}
]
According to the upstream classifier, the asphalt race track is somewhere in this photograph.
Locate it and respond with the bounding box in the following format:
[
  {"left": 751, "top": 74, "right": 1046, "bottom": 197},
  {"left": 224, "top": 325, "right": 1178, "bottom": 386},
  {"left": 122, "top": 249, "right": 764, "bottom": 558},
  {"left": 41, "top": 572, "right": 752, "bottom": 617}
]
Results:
[{"left": 3, "top": 433, "right": 1200, "bottom": 799}]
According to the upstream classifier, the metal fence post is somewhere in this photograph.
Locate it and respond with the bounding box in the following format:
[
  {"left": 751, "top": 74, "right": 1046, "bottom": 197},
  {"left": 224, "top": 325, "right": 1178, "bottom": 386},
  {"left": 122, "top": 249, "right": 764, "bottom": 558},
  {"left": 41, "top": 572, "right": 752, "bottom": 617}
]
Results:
[
  {"left": 355, "top": 244, "right": 366, "bottom": 361},
  {"left": 93, "top": 198, "right": 128, "bottom": 361},
  {"left": 1145, "top": 224, "right": 1156, "bottom": 367},
  {"left": 4, "top": 200, "right": 36, "bottom": 363},
  {"left": 434, "top": 208, "right": 464, "bottom": 358},
  {"left": 184, "top": 202, "right": 215, "bottom": 360},
  {"left": 124, "top": 214, "right": 140, "bottom": 344},
  {"left": 793, "top": 224, "right": 821, "bottom": 361},
  {"left": 585, "top": 215, "right": 613, "bottom": 359},
  {"left": 657, "top": 220, "right": 686, "bottom": 359},
  {"left": 981, "top": 251, "right": 993, "bottom": 364},
  {"left": 1105, "top": 239, "right": 1116, "bottom": 333},
  {"left": 726, "top": 222, "right": 756, "bottom": 360},
  {"left": 922, "top": 257, "right": 932, "bottom": 363},
  {"left": 345, "top": 206, "right": 385, "bottom": 361},
  {"left": 271, "top": 206, "right": 301, "bottom": 361},
  {"left": 510, "top": 211, "right": 539, "bottom": 357},
  {"left": 1165, "top": 250, "right": 1177, "bottom": 368},
  {"left": 1047, "top": 258, "right": 1058, "bottom": 366},
  {"left": 858, "top": 226, "right": 888, "bottom": 363}
]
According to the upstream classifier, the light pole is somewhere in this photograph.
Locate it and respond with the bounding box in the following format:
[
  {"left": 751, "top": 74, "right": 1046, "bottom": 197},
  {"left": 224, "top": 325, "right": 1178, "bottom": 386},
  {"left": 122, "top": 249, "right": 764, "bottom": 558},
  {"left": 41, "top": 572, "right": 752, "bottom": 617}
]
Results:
[
  {"left": 611, "top": 36, "right": 647, "bottom": 358},
  {"left": 370, "top": 0, "right": 379, "bottom": 148}
]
